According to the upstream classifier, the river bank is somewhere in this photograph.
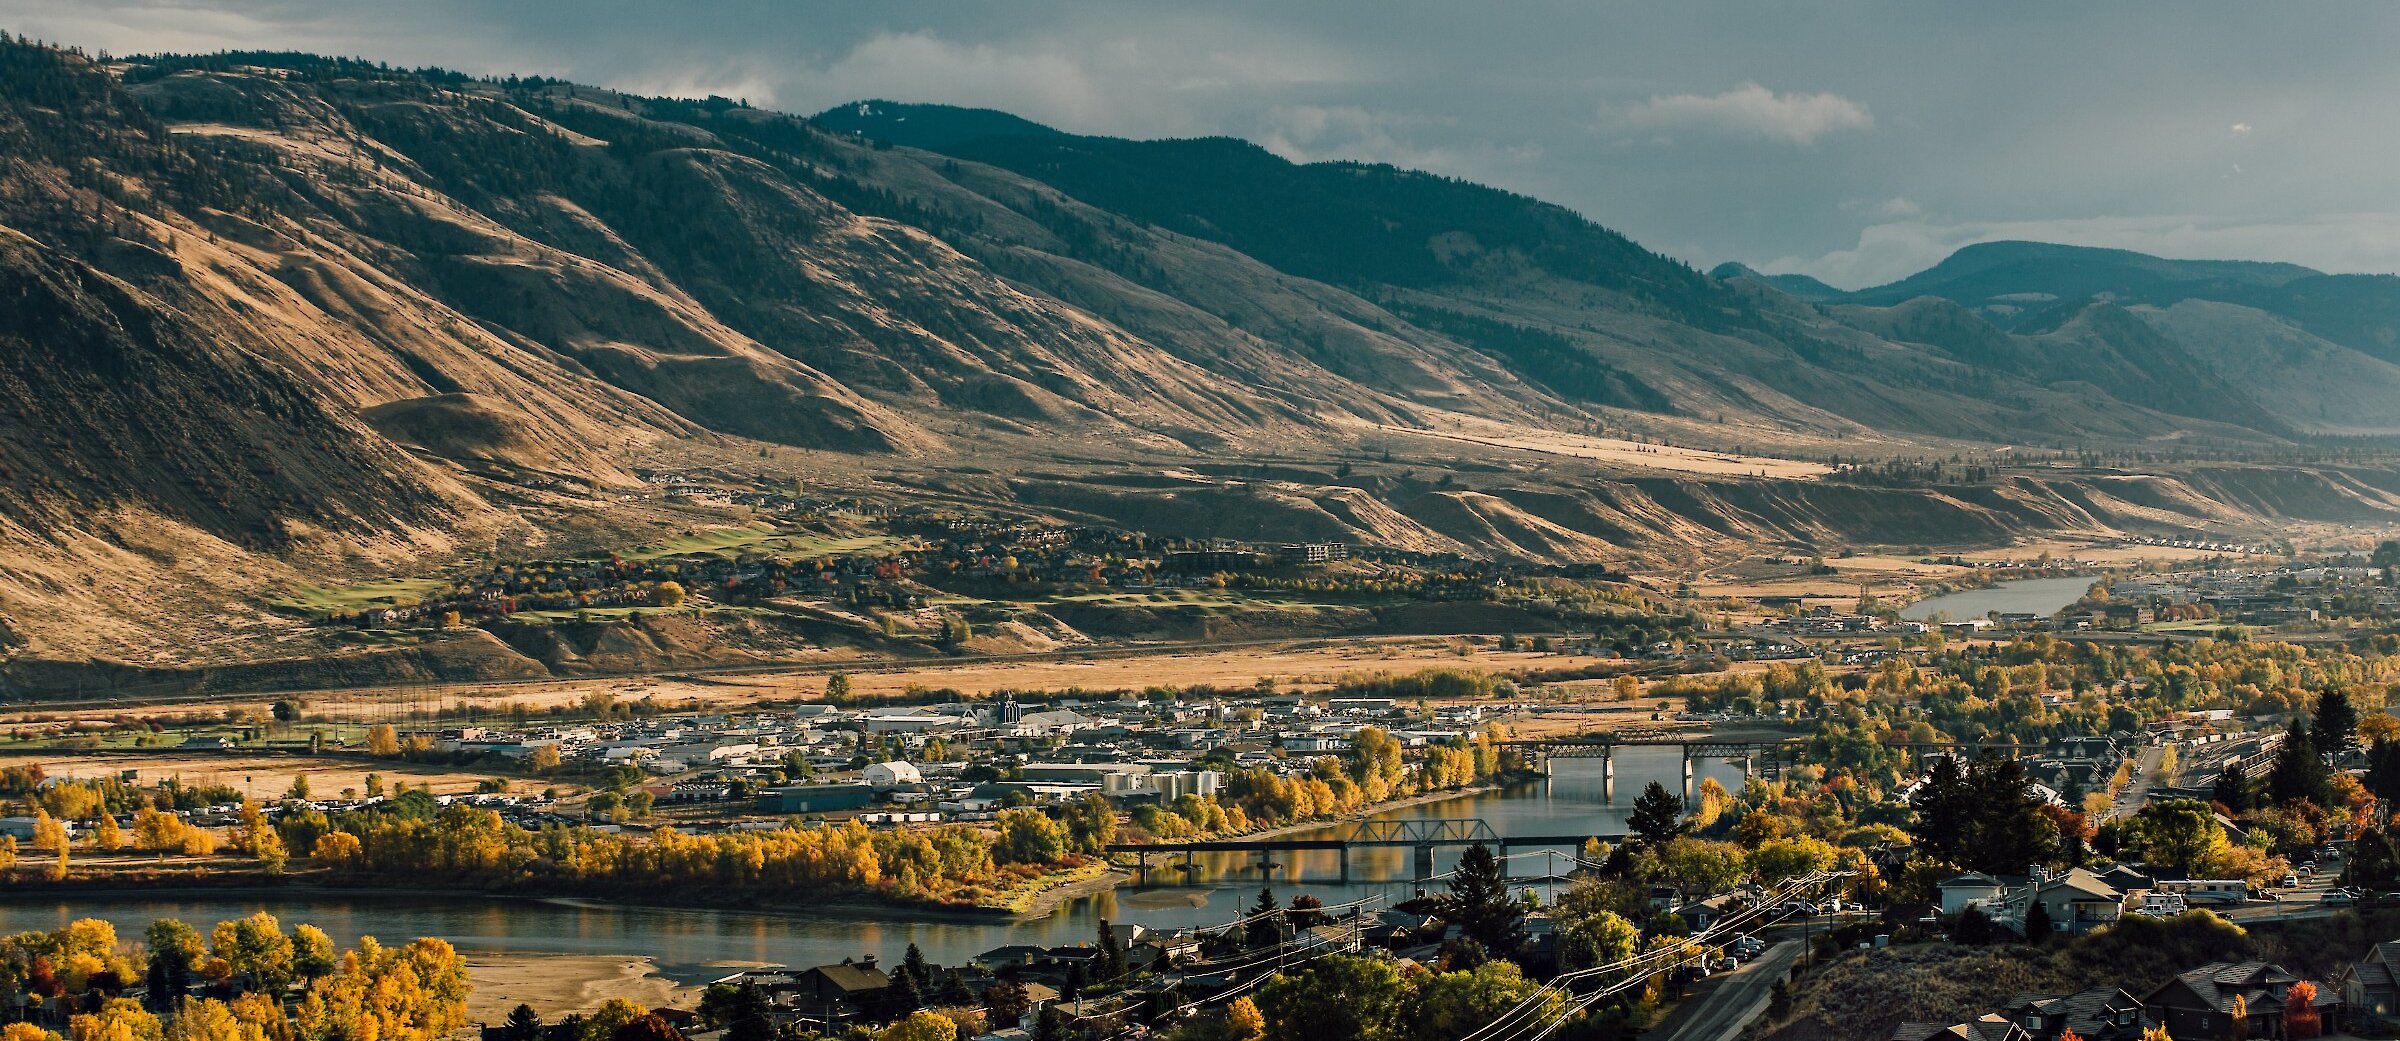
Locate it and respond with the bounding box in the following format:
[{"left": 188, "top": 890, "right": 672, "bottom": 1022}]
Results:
[{"left": 465, "top": 953, "right": 703, "bottom": 1024}]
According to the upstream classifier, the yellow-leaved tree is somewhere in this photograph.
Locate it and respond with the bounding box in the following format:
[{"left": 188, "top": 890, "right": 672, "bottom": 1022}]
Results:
[{"left": 874, "top": 1011, "right": 957, "bottom": 1041}]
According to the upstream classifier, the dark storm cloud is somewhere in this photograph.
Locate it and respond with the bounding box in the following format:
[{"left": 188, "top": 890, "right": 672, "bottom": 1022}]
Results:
[{"left": 12, "top": 0, "right": 2399, "bottom": 286}]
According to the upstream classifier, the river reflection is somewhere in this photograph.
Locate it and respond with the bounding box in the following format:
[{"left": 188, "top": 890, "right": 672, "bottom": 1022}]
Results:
[{"left": 0, "top": 754, "right": 1746, "bottom": 979}]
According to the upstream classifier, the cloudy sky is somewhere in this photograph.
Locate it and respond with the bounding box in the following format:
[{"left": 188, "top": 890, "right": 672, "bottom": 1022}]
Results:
[{"left": 12, "top": 0, "right": 2398, "bottom": 287}]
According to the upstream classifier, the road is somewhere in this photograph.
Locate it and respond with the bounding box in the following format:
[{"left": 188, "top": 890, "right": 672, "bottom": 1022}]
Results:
[
  {"left": 1647, "top": 940, "right": 1802, "bottom": 1041},
  {"left": 2105, "top": 743, "right": 2169, "bottom": 820}
]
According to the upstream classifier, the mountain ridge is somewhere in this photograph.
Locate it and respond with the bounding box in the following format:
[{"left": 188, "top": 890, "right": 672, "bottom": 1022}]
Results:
[{"left": 1, "top": 43, "right": 2398, "bottom": 669}]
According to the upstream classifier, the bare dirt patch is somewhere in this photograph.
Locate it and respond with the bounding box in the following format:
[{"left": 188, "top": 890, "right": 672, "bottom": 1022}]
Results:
[{"left": 0, "top": 751, "right": 546, "bottom": 800}]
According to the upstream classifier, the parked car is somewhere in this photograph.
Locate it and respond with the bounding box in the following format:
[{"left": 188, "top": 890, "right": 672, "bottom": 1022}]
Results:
[
  {"left": 2323, "top": 891, "right": 2355, "bottom": 906},
  {"left": 2281, "top": 874, "right": 2300, "bottom": 888}
]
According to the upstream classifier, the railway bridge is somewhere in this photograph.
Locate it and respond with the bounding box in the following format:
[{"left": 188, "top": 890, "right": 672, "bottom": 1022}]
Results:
[{"left": 1108, "top": 817, "right": 1619, "bottom": 883}]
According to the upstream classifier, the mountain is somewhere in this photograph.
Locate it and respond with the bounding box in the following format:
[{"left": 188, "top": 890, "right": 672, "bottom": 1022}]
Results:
[
  {"left": 4, "top": 40, "right": 2400, "bottom": 670},
  {"left": 1810, "top": 239, "right": 2400, "bottom": 429},
  {"left": 1844, "top": 240, "right": 2321, "bottom": 315},
  {"left": 811, "top": 99, "right": 1065, "bottom": 152},
  {"left": 1710, "top": 262, "right": 1843, "bottom": 302}
]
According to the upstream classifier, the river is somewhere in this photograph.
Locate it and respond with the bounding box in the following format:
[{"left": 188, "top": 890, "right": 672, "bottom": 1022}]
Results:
[
  {"left": 0, "top": 752, "right": 1746, "bottom": 980},
  {"left": 1900, "top": 575, "right": 2094, "bottom": 622}
]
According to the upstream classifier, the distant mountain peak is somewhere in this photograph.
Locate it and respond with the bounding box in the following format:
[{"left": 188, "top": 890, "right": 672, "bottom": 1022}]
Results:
[
  {"left": 811, "top": 99, "right": 1065, "bottom": 151},
  {"left": 1709, "top": 262, "right": 1844, "bottom": 302}
]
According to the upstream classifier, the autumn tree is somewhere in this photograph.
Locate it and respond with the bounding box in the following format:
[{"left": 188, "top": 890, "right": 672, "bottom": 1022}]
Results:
[
  {"left": 367, "top": 725, "right": 402, "bottom": 757},
  {"left": 611, "top": 1013, "right": 688, "bottom": 1041},
  {"left": 581, "top": 999, "right": 648, "bottom": 1041},
  {"left": 876, "top": 1011, "right": 957, "bottom": 1041},
  {"left": 30, "top": 809, "right": 65, "bottom": 852},
  {"left": 981, "top": 981, "right": 1029, "bottom": 1029},
  {"left": 1254, "top": 954, "right": 1415, "bottom": 1041},
  {"left": 1413, "top": 962, "right": 1562, "bottom": 1041},
  {"left": 2285, "top": 981, "right": 2320, "bottom": 1039}
]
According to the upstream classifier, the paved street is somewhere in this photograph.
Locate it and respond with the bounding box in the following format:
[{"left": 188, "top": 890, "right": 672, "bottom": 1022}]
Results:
[
  {"left": 2105, "top": 743, "right": 2169, "bottom": 819},
  {"left": 1648, "top": 940, "right": 1802, "bottom": 1041}
]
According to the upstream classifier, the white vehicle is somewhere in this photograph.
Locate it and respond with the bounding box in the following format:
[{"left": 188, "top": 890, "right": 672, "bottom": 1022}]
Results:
[
  {"left": 2158, "top": 879, "right": 2247, "bottom": 906},
  {"left": 2133, "top": 892, "right": 2188, "bottom": 917}
]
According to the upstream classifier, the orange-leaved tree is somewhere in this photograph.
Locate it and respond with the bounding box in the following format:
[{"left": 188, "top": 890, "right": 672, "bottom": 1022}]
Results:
[{"left": 2285, "top": 980, "right": 2320, "bottom": 1039}]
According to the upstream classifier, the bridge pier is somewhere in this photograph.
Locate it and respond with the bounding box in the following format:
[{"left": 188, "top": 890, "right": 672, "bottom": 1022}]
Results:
[
  {"left": 1339, "top": 845, "right": 1350, "bottom": 884},
  {"left": 1682, "top": 747, "right": 1696, "bottom": 802},
  {"left": 1601, "top": 751, "right": 1614, "bottom": 803},
  {"left": 1414, "top": 844, "right": 1437, "bottom": 881}
]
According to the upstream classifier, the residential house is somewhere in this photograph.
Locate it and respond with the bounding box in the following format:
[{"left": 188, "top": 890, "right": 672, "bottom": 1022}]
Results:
[
  {"left": 2339, "top": 940, "right": 2400, "bottom": 1018},
  {"left": 2144, "top": 962, "right": 2338, "bottom": 1041},
  {"left": 1938, "top": 872, "right": 2009, "bottom": 916},
  {"left": 790, "top": 962, "right": 893, "bottom": 1017},
  {"left": 2010, "top": 869, "right": 2123, "bottom": 936},
  {"left": 1889, "top": 1014, "right": 2031, "bottom": 1041},
  {"left": 1994, "top": 987, "right": 2151, "bottom": 1041}
]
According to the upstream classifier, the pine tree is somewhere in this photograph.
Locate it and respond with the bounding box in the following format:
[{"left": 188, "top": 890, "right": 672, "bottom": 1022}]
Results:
[
  {"left": 2214, "top": 763, "right": 2254, "bottom": 812},
  {"left": 504, "top": 1005, "right": 544, "bottom": 1041},
  {"left": 1445, "top": 842, "right": 1525, "bottom": 954},
  {"left": 1627, "top": 781, "right": 1688, "bottom": 846},
  {"left": 2268, "top": 718, "right": 2330, "bottom": 807},
  {"left": 1244, "top": 888, "right": 1282, "bottom": 949},
  {"left": 1094, "top": 920, "right": 1125, "bottom": 981},
  {"left": 2315, "top": 688, "right": 2359, "bottom": 759},
  {"left": 1909, "top": 755, "right": 1971, "bottom": 861},
  {"left": 2023, "top": 899, "right": 2055, "bottom": 942},
  {"left": 723, "top": 985, "right": 773, "bottom": 1041}
]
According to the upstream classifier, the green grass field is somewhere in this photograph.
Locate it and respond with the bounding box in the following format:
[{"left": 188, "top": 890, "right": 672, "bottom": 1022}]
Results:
[
  {"left": 619, "top": 525, "right": 909, "bottom": 561},
  {"left": 268, "top": 578, "right": 450, "bottom": 618}
]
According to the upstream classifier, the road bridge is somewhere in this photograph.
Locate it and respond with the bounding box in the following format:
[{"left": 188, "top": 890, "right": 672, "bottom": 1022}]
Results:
[{"left": 1108, "top": 817, "right": 1621, "bottom": 883}]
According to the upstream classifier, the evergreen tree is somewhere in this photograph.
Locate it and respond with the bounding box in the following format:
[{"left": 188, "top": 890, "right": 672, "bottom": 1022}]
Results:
[
  {"left": 899, "top": 942, "right": 931, "bottom": 993},
  {"left": 1908, "top": 755, "right": 1971, "bottom": 861},
  {"left": 1627, "top": 782, "right": 1688, "bottom": 846},
  {"left": 2316, "top": 688, "right": 2359, "bottom": 759},
  {"left": 2268, "top": 718, "right": 2330, "bottom": 807},
  {"left": 1445, "top": 842, "right": 1525, "bottom": 954},
  {"left": 722, "top": 984, "right": 774, "bottom": 1041},
  {"left": 1245, "top": 888, "right": 1282, "bottom": 949},
  {"left": 2023, "top": 900, "right": 2054, "bottom": 942},
  {"left": 2370, "top": 741, "right": 2400, "bottom": 813},
  {"left": 1094, "top": 919, "right": 1125, "bottom": 981},
  {"left": 1968, "top": 754, "right": 2057, "bottom": 872},
  {"left": 2213, "top": 763, "right": 2253, "bottom": 812},
  {"left": 504, "top": 1005, "right": 544, "bottom": 1041}
]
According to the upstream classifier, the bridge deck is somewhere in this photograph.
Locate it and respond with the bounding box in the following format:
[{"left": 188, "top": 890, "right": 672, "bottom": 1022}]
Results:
[{"left": 1107, "top": 833, "right": 1621, "bottom": 855}]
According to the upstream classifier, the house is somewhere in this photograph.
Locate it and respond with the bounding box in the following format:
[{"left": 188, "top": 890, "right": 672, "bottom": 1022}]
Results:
[
  {"left": 2144, "top": 961, "right": 2338, "bottom": 1041},
  {"left": 790, "top": 962, "right": 892, "bottom": 1013},
  {"left": 1889, "top": 1014, "right": 2031, "bottom": 1041},
  {"left": 972, "top": 946, "right": 1049, "bottom": 972},
  {"left": 864, "top": 761, "right": 923, "bottom": 789},
  {"left": 1994, "top": 987, "right": 2151, "bottom": 1041},
  {"left": 2012, "top": 869, "right": 2123, "bottom": 935},
  {"left": 1938, "top": 872, "right": 2009, "bottom": 916},
  {"left": 2340, "top": 940, "right": 2400, "bottom": 1018},
  {"left": 1674, "top": 893, "right": 1740, "bottom": 933}
]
